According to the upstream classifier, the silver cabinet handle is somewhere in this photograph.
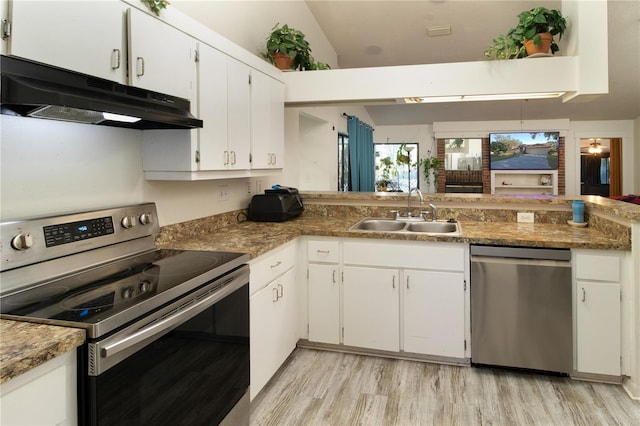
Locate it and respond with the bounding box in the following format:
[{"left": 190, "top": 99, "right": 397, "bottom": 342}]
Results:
[
  {"left": 582, "top": 287, "right": 586, "bottom": 302},
  {"left": 270, "top": 261, "right": 282, "bottom": 269},
  {"left": 392, "top": 275, "right": 395, "bottom": 289},
  {"left": 111, "top": 49, "right": 121, "bottom": 69},
  {"left": 407, "top": 276, "right": 410, "bottom": 289},
  {"left": 277, "top": 284, "right": 283, "bottom": 298},
  {"left": 231, "top": 151, "right": 237, "bottom": 165},
  {"left": 273, "top": 287, "right": 279, "bottom": 302},
  {"left": 317, "top": 249, "right": 330, "bottom": 254},
  {"left": 136, "top": 57, "right": 145, "bottom": 76},
  {"left": 332, "top": 269, "right": 336, "bottom": 283},
  {"left": 272, "top": 153, "right": 276, "bottom": 165},
  {"left": 223, "top": 150, "right": 229, "bottom": 165}
]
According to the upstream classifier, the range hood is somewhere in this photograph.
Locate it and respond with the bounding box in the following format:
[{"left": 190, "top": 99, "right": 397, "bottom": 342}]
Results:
[{"left": 1, "top": 55, "right": 203, "bottom": 130}]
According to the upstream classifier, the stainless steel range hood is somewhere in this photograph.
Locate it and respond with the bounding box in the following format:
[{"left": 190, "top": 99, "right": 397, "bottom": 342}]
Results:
[{"left": 1, "top": 55, "right": 203, "bottom": 130}]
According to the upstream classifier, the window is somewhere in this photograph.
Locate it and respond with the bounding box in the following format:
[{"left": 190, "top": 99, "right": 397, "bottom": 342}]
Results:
[
  {"left": 338, "top": 133, "right": 350, "bottom": 191},
  {"left": 374, "top": 143, "right": 418, "bottom": 192}
]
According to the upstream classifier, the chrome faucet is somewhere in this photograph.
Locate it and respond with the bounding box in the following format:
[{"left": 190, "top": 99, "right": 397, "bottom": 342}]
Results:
[
  {"left": 408, "top": 188, "right": 424, "bottom": 218},
  {"left": 428, "top": 203, "right": 438, "bottom": 222}
]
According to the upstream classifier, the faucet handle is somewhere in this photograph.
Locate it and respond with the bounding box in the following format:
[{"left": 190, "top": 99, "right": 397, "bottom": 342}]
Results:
[
  {"left": 420, "top": 211, "right": 429, "bottom": 220},
  {"left": 390, "top": 210, "right": 399, "bottom": 219}
]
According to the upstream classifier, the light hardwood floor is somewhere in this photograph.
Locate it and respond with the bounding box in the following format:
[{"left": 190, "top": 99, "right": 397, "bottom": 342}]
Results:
[{"left": 250, "top": 348, "right": 640, "bottom": 426}]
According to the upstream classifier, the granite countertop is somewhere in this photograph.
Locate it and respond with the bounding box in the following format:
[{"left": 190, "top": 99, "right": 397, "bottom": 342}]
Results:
[
  {"left": 3, "top": 194, "right": 631, "bottom": 384},
  {"left": 0, "top": 320, "right": 85, "bottom": 384},
  {"left": 159, "top": 214, "right": 629, "bottom": 258}
]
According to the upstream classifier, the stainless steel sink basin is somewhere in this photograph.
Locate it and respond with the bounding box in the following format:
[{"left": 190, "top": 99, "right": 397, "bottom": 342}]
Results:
[
  {"left": 406, "top": 221, "right": 458, "bottom": 233},
  {"left": 351, "top": 219, "right": 407, "bottom": 232},
  {"left": 349, "top": 218, "right": 462, "bottom": 235}
]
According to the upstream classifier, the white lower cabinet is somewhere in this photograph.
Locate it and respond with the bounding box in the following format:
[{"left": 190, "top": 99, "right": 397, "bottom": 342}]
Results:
[
  {"left": 573, "top": 250, "right": 624, "bottom": 377},
  {"left": 0, "top": 350, "right": 77, "bottom": 426},
  {"left": 403, "top": 269, "right": 466, "bottom": 358},
  {"left": 250, "top": 243, "right": 298, "bottom": 400},
  {"left": 306, "top": 238, "right": 469, "bottom": 359},
  {"left": 308, "top": 264, "right": 341, "bottom": 344},
  {"left": 576, "top": 281, "right": 621, "bottom": 376},
  {"left": 343, "top": 266, "right": 400, "bottom": 352}
]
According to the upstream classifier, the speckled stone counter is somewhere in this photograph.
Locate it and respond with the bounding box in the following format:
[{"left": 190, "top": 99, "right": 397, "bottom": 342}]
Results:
[
  {"left": 157, "top": 210, "right": 631, "bottom": 257},
  {"left": 0, "top": 320, "right": 85, "bottom": 384}
]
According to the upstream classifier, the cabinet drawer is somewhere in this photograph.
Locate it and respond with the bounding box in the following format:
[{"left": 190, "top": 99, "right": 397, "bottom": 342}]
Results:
[
  {"left": 343, "top": 240, "right": 465, "bottom": 271},
  {"left": 250, "top": 241, "right": 296, "bottom": 294},
  {"left": 575, "top": 253, "right": 621, "bottom": 282},
  {"left": 308, "top": 240, "right": 340, "bottom": 263}
]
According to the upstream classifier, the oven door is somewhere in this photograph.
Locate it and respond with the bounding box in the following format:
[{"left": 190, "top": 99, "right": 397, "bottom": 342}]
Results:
[{"left": 79, "top": 265, "right": 249, "bottom": 426}]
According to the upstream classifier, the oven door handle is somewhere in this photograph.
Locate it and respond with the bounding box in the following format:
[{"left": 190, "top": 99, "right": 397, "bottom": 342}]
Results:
[{"left": 101, "top": 283, "right": 233, "bottom": 360}]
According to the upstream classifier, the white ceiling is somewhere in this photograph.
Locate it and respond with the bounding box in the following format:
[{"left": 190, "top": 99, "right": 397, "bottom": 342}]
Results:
[{"left": 304, "top": 0, "right": 640, "bottom": 125}]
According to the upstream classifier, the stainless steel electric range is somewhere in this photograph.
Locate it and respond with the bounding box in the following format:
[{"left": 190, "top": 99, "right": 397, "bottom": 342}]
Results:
[{"left": 0, "top": 203, "right": 250, "bottom": 426}]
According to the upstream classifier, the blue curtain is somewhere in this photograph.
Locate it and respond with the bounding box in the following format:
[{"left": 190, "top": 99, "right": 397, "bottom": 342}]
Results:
[{"left": 347, "top": 116, "right": 375, "bottom": 191}]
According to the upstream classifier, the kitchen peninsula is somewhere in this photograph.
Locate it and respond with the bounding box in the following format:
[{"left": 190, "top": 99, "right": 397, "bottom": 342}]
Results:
[{"left": 2, "top": 192, "right": 639, "bottom": 413}]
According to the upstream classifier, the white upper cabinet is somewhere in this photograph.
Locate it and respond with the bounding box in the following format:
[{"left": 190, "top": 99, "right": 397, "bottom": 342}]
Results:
[
  {"left": 197, "top": 44, "right": 232, "bottom": 171},
  {"left": 7, "top": 0, "right": 128, "bottom": 83},
  {"left": 250, "top": 70, "right": 285, "bottom": 169},
  {"left": 226, "top": 57, "right": 252, "bottom": 170},
  {"left": 127, "top": 7, "right": 196, "bottom": 101}
]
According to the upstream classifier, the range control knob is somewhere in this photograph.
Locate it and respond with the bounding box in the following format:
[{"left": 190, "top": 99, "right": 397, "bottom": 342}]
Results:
[
  {"left": 11, "top": 233, "right": 34, "bottom": 251},
  {"left": 139, "top": 212, "right": 153, "bottom": 225},
  {"left": 139, "top": 280, "right": 151, "bottom": 293},
  {"left": 121, "top": 216, "right": 137, "bottom": 229},
  {"left": 121, "top": 287, "right": 134, "bottom": 300}
]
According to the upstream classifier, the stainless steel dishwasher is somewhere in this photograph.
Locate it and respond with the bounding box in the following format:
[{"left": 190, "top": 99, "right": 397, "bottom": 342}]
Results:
[{"left": 470, "top": 245, "right": 572, "bottom": 374}]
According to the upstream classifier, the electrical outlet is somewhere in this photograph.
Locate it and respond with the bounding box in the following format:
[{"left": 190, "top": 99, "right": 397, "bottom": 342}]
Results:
[
  {"left": 217, "top": 184, "right": 229, "bottom": 201},
  {"left": 246, "top": 181, "right": 252, "bottom": 195},
  {"left": 255, "top": 180, "right": 263, "bottom": 194},
  {"left": 517, "top": 212, "right": 534, "bottom": 223}
]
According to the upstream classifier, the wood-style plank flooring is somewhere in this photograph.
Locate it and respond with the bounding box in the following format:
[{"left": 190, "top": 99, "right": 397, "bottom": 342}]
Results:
[{"left": 250, "top": 348, "right": 640, "bottom": 426}]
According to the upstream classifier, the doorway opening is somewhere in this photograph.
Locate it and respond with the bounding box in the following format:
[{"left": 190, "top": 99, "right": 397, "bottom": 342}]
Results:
[{"left": 579, "top": 138, "right": 622, "bottom": 197}]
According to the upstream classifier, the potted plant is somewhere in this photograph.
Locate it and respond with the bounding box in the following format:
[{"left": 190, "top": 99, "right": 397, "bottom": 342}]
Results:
[
  {"left": 484, "top": 28, "right": 526, "bottom": 59},
  {"left": 484, "top": 7, "right": 567, "bottom": 59},
  {"left": 262, "top": 23, "right": 330, "bottom": 71},
  {"left": 419, "top": 155, "right": 441, "bottom": 192},
  {"left": 516, "top": 7, "right": 567, "bottom": 56},
  {"left": 142, "top": 0, "right": 169, "bottom": 16}
]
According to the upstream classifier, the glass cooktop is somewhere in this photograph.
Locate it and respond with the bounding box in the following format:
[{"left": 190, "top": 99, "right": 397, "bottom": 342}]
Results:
[{"left": 0, "top": 249, "right": 248, "bottom": 338}]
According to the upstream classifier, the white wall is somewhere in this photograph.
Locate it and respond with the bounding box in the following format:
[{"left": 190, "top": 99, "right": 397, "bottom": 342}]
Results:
[
  {"left": 0, "top": 116, "right": 144, "bottom": 219},
  {"left": 284, "top": 105, "right": 373, "bottom": 191},
  {"left": 172, "top": 0, "right": 338, "bottom": 69},
  {"left": 570, "top": 120, "right": 636, "bottom": 195}
]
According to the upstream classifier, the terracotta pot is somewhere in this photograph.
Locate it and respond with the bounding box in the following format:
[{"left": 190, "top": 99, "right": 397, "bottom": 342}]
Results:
[
  {"left": 272, "top": 52, "right": 294, "bottom": 70},
  {"left": 524, "top": 32, "right": 553, "bottom": 56}
]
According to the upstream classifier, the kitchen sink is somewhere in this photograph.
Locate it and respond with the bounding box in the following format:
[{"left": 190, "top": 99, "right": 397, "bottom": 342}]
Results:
[
  {"left": 406, "top": 221, "right": 458, "bottom": 233},
  {"left": 349, "top": 218, "right": 462, "bottom": 236},
  {"left": 351, "top": 219, "right": 407, "bottom": 232}
]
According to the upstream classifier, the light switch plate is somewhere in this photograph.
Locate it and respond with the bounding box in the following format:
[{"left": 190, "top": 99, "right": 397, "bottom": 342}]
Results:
[{"left": 517, "top": 212, "right": 535, "bottom": 223}]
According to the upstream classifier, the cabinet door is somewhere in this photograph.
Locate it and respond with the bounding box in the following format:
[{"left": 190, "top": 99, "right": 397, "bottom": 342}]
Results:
[
  {"left": 249, "top": 281, "right": 278, "bottom": 400},
  {"left": 250, "top": 71, "right": 284, "bottom": 169},
  {"left": 226, "top": 58, "right": 251, "bottom": 169},
  {"left": 343, "top": 266, "right": 399, "bottom": 352},
  {"left": 403, "top": 270, "right": 465, "bottom": 357},
  {"left": 576, "top": 281, "right": 621, "bottom": 376},
  {"left": 308, "top": 264, "right": 340, "bottom": 344},
  {"left": 9, "top": 0, "right": 127, "bottom": 83},
  {"left": 127, "top": 7, "right": 196, "bottom": 100},
  {"left": 197, "top": 43, "right": 229, "bottom": 171},
  {"left": 273, "top": 268, "right": 298, "bottom": 366}
]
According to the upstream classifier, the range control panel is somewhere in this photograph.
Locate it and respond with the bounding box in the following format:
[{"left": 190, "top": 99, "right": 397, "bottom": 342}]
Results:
[{"left": 1, "top": 203, "right": 159, "bottom": 272}]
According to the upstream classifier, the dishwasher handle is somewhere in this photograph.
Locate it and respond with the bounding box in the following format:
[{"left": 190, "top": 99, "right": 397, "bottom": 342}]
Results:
[{"left": 471, "top": 255, "right": 571, "bottom": 268}]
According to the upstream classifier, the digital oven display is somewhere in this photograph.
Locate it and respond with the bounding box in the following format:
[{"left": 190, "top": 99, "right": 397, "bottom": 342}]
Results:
[{"left": 44, "top": 216, "right": 115, "bottom": 247}]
